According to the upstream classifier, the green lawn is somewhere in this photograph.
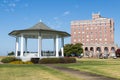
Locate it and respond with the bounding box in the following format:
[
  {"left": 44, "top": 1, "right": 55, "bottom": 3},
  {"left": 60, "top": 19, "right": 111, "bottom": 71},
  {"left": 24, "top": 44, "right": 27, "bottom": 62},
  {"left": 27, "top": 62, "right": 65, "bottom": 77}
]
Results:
[
  {"left": 56, "top": 58, "right": 120, "bottom": 79},
  {"left": 0, "top": 64, "right": 81, "bottom": 80},
  {"left": 1, "top": 57, "right": 120, "bottom": 80}
]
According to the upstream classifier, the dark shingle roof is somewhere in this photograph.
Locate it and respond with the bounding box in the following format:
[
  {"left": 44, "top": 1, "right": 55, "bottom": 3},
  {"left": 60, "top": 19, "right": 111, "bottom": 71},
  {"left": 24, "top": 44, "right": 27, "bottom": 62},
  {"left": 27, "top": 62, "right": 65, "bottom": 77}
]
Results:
[{"left": 26, "top": 22, "right": 53, "bottom": 30}]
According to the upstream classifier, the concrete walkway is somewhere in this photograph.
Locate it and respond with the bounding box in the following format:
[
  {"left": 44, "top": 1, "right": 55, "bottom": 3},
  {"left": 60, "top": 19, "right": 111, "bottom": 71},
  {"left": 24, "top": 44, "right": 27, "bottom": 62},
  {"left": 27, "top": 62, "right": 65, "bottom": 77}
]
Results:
[{"left": 44, "top": 64, "right": 118, "bottom": 80}]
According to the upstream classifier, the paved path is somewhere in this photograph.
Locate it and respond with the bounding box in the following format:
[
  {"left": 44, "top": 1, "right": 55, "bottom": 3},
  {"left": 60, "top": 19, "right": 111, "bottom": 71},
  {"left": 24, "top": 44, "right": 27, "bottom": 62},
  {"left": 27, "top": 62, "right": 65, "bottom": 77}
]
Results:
[{"left": 44, "top": 64, "right": 118, "bottom": 80}]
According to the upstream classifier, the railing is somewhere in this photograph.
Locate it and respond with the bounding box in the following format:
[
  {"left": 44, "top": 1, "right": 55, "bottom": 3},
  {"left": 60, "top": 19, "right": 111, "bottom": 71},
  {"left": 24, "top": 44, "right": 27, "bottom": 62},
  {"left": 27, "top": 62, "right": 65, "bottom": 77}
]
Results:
[{"left": 17, "top": 51, "right": 59, "bottom": 57}]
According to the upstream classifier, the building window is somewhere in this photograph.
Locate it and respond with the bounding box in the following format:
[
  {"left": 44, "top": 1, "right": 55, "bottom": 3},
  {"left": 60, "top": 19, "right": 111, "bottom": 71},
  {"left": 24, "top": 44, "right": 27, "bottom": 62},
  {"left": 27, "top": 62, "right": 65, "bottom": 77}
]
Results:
[
  {"left": 82, "top": 27, "right": 84, "bottom": 30},
  {"left": 99, "top": 38, "right": 102, "bottom": 41},
  {"left": 74, "top": 39, "right": 76, "bottom": 42},
  {"left": 105, "top": 42, "right": 107, "bottom": 44},
  {"left": 87, "top": 35, "right": 89, "bottom": 38},
  {"left": 74, "top": 32, "right": 76, "bottom": 34},
  {"left": 91, "top": 39, "right": 93, "bottom": 41},
  {"left": 87, "top": 39, "right": 89, "bottom": 41},
  {"left": 105, "top": 38, "right": 107, "bottom": 41},
  {"left": 86, "top": 27, "right": 89, "bottom": 30},
  {"left": 91, "top": 27, "right": 93, "bottom": 30},
  {"left": 95, "top": 27, "right": 97, "bottom": 29}
]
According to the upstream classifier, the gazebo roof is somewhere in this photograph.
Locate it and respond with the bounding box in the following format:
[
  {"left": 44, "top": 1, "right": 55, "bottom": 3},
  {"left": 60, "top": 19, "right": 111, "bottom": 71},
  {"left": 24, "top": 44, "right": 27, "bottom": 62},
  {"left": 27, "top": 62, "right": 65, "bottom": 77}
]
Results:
[
  {"left": 25, "top": 22, "right": 54, "bottom": 30},
  {"left": 9, "top": 22, "right": 70, "bottom": 38}
]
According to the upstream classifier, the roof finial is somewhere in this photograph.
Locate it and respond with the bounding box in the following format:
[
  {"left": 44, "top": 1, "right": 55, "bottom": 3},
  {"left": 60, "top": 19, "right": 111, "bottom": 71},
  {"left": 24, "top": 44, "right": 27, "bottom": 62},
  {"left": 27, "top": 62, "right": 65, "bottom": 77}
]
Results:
[{"left": 39, "top": 20, "right": 42, "bottom": 22}]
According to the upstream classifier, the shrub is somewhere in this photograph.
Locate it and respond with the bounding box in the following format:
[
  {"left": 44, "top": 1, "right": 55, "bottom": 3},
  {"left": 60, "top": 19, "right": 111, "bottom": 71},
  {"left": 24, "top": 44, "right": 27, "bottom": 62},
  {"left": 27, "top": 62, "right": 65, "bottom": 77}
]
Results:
[
  {"left": 39, "top": 57, "right": 76, "bottom": 64},
  {"left": 31, "top": 58, "right": 40, "bottom": 64},
  {"left": 1, "top": 57, "right": 21, "bottom": 63},
  {"left": 10, "top": 61, "right": 33, "bottom": 64}
]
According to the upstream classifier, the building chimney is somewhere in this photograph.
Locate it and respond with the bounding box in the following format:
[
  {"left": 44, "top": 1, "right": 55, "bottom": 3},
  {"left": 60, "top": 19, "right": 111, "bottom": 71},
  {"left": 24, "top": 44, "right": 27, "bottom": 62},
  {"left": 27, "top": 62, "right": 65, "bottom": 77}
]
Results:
[{"left": 92, "top": 13, "right": 101, "bottom": 19}]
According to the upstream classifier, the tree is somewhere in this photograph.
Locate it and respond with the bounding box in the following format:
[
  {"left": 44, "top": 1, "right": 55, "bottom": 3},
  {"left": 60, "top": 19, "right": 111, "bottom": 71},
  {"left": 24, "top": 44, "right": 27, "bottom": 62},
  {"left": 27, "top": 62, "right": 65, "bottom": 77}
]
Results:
[
  {"left": 8, "top": 51, "right": 15, "bottom": 56},
  {"left": 64, "top": 43, "right": 83, "bottom": 57},
  {"left": 64, "top": 44, "right": 73, "bottom": 56},
  {"left": 71, "top": 43, "right": 83, "bottom": 56},
  {"left": 115, "top": 49, "right": 120, "bottom": 57}
]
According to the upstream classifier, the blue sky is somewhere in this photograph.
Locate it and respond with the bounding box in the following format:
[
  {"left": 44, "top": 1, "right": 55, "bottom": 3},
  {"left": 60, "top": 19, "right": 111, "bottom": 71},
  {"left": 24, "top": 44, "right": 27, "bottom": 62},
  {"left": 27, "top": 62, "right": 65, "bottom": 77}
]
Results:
[{"left": 0, "top": 0, "right": 120, "bottom": 56}]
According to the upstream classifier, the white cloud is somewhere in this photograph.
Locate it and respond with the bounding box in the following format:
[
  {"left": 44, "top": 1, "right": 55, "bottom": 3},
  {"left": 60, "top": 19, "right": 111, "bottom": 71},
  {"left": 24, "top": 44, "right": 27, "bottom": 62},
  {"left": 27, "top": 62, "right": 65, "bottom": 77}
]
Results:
[
  {"left": 63, "top": 11, "right": 70, "bottom": 16},
  {"left": 53, "top": 17, "right": 59, "bottom": 20},
  {"left": 8, "top": 3, "right": 16, "bottom": 7},
  {"left": 0, "top": 0, "right": 29, "bottom": 12},
  {"left": 0, "top": 0, "right": 17, "bottom": 12},
  {"left": 52, "top": 10, "right": 71, "bottom": 29}
]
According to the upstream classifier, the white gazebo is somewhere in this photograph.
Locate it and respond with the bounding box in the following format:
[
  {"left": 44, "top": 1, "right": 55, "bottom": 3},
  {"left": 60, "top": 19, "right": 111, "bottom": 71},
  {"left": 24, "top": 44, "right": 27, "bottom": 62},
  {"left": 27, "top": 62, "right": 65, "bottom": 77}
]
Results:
[{"left": 9, "top": 22, "right": 70, "bottom": 61}]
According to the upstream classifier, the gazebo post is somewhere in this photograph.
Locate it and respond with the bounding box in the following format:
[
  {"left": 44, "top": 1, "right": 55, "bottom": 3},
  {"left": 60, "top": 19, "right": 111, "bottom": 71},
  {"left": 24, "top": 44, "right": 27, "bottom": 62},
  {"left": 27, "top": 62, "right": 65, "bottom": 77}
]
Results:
[
  {"left": 25, "top": 37, "right": 27, "bottom": 53},
  {"left": 54, "top": 37, "right": 56, "bottom": 56},
  {"left": 20, "top": 34, "right": 24, "bottom": 57},
  {"left": 56, "top": 35, "right": 59, "bottom": 57},
  {"left": 15, "top": 37, "right": 19, "bottom": 57},
  {"left": 38, "top": 32, "right": 42, "bottom": 58},
  {"left": 61, "top": 37, "right": 64, "bottom": 57}
]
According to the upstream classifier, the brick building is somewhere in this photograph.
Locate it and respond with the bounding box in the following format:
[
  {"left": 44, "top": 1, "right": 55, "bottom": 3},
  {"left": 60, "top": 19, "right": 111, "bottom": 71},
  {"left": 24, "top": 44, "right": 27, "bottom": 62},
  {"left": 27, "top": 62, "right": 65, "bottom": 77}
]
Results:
[{"left": 71, "top": 13, "right": 118, "bottom": 57}]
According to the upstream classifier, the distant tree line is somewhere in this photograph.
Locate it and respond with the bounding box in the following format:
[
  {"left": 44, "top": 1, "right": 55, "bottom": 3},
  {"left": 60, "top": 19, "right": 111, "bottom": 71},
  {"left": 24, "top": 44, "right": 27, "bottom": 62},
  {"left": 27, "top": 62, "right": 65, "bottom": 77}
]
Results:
[{"left": 8, "top": 51, "right": 15, "bottom": 56}]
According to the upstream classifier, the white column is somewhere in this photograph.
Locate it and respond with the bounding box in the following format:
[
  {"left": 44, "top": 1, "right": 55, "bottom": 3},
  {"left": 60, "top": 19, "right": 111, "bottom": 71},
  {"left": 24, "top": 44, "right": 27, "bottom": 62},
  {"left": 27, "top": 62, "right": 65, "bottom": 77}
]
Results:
[
  {"left": 54, "top": 38, "right": 56, "bottom": 55},
  {"left": 93, "top": 47, "right": 96, "bottom": 57},
  {"left": 56, "top": 35, "right": 59, "bottom": 57},
  {"left": 25, "top": 38, "right": 27, "bottom": 53},
  {"left": 61, "top": 37, "right": 64, "bottom": 57},
  {"left": 15, "top": 37, "right": 19, "bottom": 57},
  {"left": 20, "top": 34, "right": 24, "bottom": 57},
  {"left": 38, "top": 32, "right": 42, "bottom": 58}
]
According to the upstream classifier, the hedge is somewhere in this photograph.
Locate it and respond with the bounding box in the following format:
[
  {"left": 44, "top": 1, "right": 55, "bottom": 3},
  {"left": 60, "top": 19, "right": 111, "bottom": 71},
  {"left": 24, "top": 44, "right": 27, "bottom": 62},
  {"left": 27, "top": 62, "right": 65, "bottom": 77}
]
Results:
[
  {"left": 10, "top": 61, "right": 33, "bottom": 64},
  {"left": 39, "top": 57, "right": 76, "bottom": 64},
  {"left": 1, "top": 57, "right": 21, "bottom": 63}
]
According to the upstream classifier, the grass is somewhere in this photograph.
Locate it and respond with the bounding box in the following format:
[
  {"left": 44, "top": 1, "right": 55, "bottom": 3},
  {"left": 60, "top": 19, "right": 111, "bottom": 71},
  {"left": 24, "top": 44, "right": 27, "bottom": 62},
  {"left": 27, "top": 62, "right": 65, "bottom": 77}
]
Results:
[
  {"left": 0, "top": 64, "right": 81, "bottom": 80},
  {"left": 56, "top": 58, "right": 120, "bottom": 79},
  {"left": 1, "top": 56, "right": 120, "bottom": 80}
]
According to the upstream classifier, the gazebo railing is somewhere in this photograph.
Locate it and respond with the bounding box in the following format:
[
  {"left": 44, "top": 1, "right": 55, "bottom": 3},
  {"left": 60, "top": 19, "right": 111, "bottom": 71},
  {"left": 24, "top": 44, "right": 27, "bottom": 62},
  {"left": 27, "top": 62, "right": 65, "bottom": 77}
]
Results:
[
  {"left": 42, "top": 51, "right": 55, "bottom": 56},
  {"left": 17, "top": 50, "right": 61, "bottom": 57}
]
